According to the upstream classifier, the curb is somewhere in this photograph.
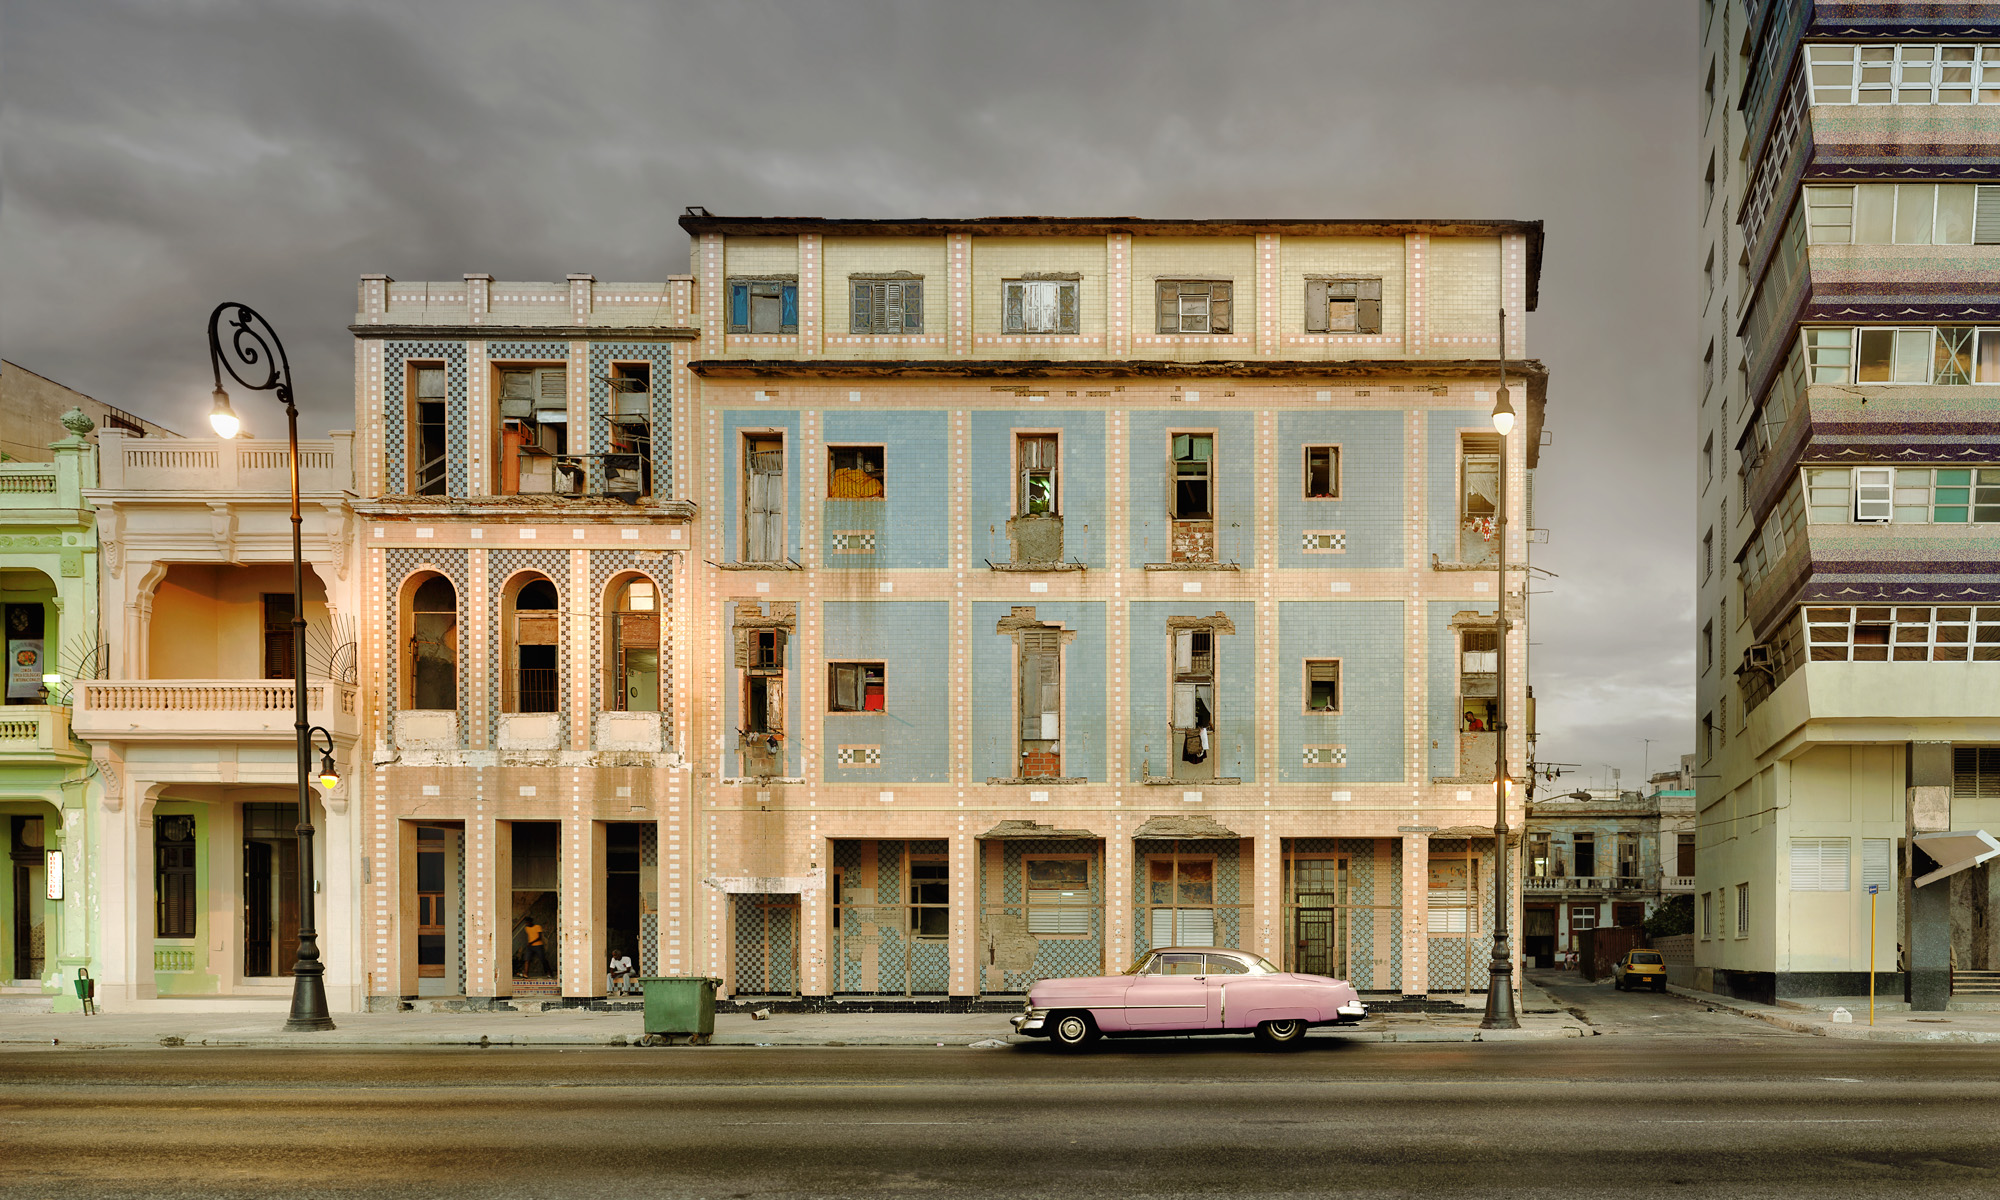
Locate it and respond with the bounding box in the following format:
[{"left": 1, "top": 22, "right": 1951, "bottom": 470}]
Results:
[{"left": 1664, "top": 984, "right": 2000, "bottom": 1043}]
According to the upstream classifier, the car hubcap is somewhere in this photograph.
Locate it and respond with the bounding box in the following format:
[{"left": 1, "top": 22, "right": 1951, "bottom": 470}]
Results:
[
  {"left": 1057, "top": 1016, "right": 1087, "bottom": 1042},
  {"left": 1271, "top": 1021, "right": 1299, "bottom": 1039}
]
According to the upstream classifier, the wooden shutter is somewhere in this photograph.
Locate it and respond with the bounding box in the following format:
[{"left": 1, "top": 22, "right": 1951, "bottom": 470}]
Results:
[
  {"left": 877, "top": 283, "right": 897, "bottom": 333},
  {"left": 539, "top": 369, "right": 567, "bottom": 404},
  {"left": 1304, "top": 281, "right": 1329, "bottom": 333},
  {"left": 833, "top": 664, "right": 858, "bottom": 711},
  {"left": 1976, "top": 186, "right": 2000, "bottom": 244},
  {"left": 729, "top": 283, "right": 750, "bottom": 332},
  {"left": 1003, "top": 282, "right": 1025, "bottom": 333},
  {"left": 1038, "top": 640, "right": 1061, "bottom": 740},
  {"left": 852, "top": 281, "right": 873, "bottom": 333},
  {"left": 1019, "top": 629, "right": 1060, "bottom": 741},
  {"left": 1208, "top": 281, "right": 1232, "bottom": 333},
  {"left": 764, "top": 675, "right": 785, "bottom": 736},
  {"left": 516, "top": 612, "right": 557, "bottom": 645},
  {"left": 1057, "top": 282, "right": 1079, "bottom": 334},
  {"left": 1175, "top": 629, "right": 1194, "bottom": 674},
  {"left": 902, "top": 281, "right": 923, "bottom": 333},
  {"left": 1307, "top": 661, "right": 1338, "bottom": 683},
  {"left": 1157, "top": 281, "right": 1179, "bottom": 334},
  {"left": 747, "top": 446, "right": 783, "bottom": 561},
  {"left": 1357, "top": 279, "right": 1383, "bottom": 334},
  {"left": 780, "top": 284, "right": 799, "bottom": 333}
]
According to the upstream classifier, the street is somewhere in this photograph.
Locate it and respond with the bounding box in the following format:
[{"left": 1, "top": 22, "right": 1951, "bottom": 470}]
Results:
[{"left": 5, "top": 989, "right": 2000, "bottom": 1200}]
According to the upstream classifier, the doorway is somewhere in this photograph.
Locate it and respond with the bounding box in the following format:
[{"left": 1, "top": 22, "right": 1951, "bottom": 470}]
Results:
[
  {"left": 1289, "top": 856, "right": 1348, "bottom": 979},
  {"left": 605, "top": 823, "right": 644, "bottom": 985},
  {"left": 414, "top": 824, "right": 464, "bottom": 996},
  {"left": 511, "top": 822, "right": 559, "bottom": 989},
  {"left": 8, "top": 816, "right": 46, "bottom": 982},
  {"left": 242, "top": 804, "right": 299, "bottom": 978}
]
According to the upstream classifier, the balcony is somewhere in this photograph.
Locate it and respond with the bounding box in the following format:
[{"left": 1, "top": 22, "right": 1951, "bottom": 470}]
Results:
[
  {"left": 73, "top": 679, "right": 358, "bottom": 744},
  {"left": 1661, "top": 875, "right": 1696, "bottom": 893},
  {"left": 0, "top": 706, "right": 88, "bottom": 766},
  {"left": 95, "top": 430, "right": 352, "bottom": 494},
  {"left": 1523, "top": 876, "right": 1653, "bottom": 895}
]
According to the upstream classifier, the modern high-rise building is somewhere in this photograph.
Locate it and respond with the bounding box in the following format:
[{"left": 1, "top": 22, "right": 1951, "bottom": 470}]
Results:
[{"left": 1696, "top": 1, "right": 2000, "bottom": 1008}]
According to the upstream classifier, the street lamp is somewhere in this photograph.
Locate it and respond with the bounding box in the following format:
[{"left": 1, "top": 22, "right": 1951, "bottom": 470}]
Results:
[
  {"left": 1481, "top": 307, "right": 1522, "bottom": 1031},
  {"left": 206, "top": 302, "right": 335, "bottom": 1032}
]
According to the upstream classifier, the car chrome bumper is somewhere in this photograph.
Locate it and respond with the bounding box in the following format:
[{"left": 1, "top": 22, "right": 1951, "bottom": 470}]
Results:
[
  {"left": 1336, "top": 1000, "right": 1368, "bottom": 1022},
  {"left": 1010, "top": 1009, "right": 1049, "bottom": 1035}
]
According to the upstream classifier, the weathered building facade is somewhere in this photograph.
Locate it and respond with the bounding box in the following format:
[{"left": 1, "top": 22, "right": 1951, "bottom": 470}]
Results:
[
  {"left": 354, "top": 215, "right": 1548, "bottom": 1008},
  {"left": 1699, "top": 1, "right": 2000, "bottom": 1006},
  {"left": 1523, "top": 786, "right": 1696, "bottom": 967}
]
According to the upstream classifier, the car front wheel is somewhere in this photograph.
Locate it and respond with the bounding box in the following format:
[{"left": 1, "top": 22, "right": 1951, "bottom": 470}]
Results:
[
  {"left": 1255, "top": 1019, "right": 1306, "bottom": 1048},
  {"left": 1049, "top": 1012, "right": 1096, "bottom": 1051}
]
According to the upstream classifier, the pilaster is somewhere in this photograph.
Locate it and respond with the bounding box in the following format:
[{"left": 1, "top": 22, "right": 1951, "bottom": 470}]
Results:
[{"left": 1403, "top": 834, "right": 1429, "bottom": 995}]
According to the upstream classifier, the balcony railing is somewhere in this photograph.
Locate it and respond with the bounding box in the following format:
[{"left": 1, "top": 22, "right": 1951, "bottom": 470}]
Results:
[
  {"left": 73, "top": 678, "right": 358, "bottom": 742},
  {"left": 513, "top": 450, "right": 650, "bottom": 502},
  {"left": 1523, "top": 875, "right": 1654, "bottom": 893},
  {"left": 0, "top": 706, "right": 88, "bottom": 763},
  {"left": 1662, "top": 874, "right": 1697, "bottom": 892},
  {"left": 95, "top": 430, "right": 353, "bottom": 494}
]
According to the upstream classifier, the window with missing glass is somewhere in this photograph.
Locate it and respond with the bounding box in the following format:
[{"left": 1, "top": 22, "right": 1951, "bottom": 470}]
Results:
[
  {"left": 1304, "top": 278, "right": 1382, "bottom": 334},
  {"left": 1003, "top": 279, "right": 1079, "bottom": 334},
  {"left": 1171, "top": 433, "right": 1214, "bottom": 519},
  {"left": 1304, "top": 445, "right": 1340, "bottom": 499},
  {"left": 1025, "top": 858, "right": 1091, "bottom": 935},
  {"left": 1304, "top": 659, "right": 1341, "bottom": 713},
  {"left": 1155, "top": 280, "right": 1233, "bottom": 334},
  {"left": 828, "top": 662, "right": 886, "bottom": 712},
  {"left": 909, "top": 860, "right": 948, "bottom": 938},
  {"left": 728, "top": 278, "right": 799, "bottom": 334}
]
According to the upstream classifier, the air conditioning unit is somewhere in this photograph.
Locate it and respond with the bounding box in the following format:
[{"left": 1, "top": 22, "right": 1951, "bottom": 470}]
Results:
[
  {"left": 612, "top": 391, "right": 650, "bottom": 421},
  {"left": 1739, "top": 643, "right": 1775, "bottom": 679},
  {"left": 499, "top": 397, "right": 533, "bottom": 419}
]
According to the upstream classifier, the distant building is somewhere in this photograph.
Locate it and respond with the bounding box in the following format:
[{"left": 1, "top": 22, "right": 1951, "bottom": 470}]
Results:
[
  {"left": 1696, "top": 2, "right": 2000, "bottom": 1008},
  {"left": 1523, "top": 785, "right": 1691, "bottom": 967},
  {"left": 0, "top": 361, "right": 176, "bottom": 463}
]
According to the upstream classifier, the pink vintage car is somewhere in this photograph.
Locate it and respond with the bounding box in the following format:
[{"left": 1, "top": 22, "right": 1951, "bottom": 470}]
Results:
[{"left": 1010, "top": 946, "right": 1368, "bottom": 1049}]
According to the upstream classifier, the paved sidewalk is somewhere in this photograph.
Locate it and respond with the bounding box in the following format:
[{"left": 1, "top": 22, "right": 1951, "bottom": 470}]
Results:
[
  {"left": 1668, "top": 984, "right": 2000, "bottom": 1043},
  {"left": 0, "top": 986, "right": 1586, "bottom": 1049}
]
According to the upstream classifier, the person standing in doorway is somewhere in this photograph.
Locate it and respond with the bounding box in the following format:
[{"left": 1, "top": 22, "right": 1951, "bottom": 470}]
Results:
[{"left": 521, "top": 917, "right": 551, "bottom": 978}]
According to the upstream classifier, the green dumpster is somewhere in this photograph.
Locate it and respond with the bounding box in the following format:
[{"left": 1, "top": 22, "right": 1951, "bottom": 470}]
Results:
[{"left": 639, "top": 976, "right": 721, "bottom": 1044}]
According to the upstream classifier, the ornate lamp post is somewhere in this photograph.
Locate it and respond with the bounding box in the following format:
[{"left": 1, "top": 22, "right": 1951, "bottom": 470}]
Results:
[
  {"left": 206, "top": 302, "right": 337, "bottom": 1032},
  {"left": 1482, "top": 307, "right": 1521, "bottom": 1031}
]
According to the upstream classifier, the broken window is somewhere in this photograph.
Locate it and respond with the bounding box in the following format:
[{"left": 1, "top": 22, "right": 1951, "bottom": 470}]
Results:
[
  {"left": 1573, "top": 833, "right": 1596, "bottom": 879},
  {"left": 850, "top": 277, "right": 923, "bottom": 334},
  {"left": 1156, "top": 280, "right": 1232, "bottom": 334},
  {"left": 1304, "top": 278, "right": 1383, "bottom": 334},
  {"left": 409, "top": 574, "right": 458, "bottom": 711},
  {"left": 742, "top": 628, "right": 786, "bottom": 735},
  {"left": 1018, "top": 434, "right": 1058, "bottom": 515},
  {"left": 1172, "top": 433, "right": 1213, "bottom": 519},
  {"left": 1304, "top": 445, "right": 1339, "bottom": 500},
  {"left": 1026, "top": 858, "right": 1091, "bottom": 935},
  {"left": 1147, "top": 857, "right": 1216, "bottom": 946},
  {"left": 828, "top": 662, "right": 886, "bottom": 712},
  {"left": 411, "top": 365, "right": 448, "bottom": 495},
  {"left": 508, "top": 578, "right": 559, "bottom": 714},
  {"left": 606, "top": 363, "right": 651, "bottom": 500},
  {"left": 1173, "top": 628, "right": 1216, "bottom": 780},
  {"left": 1305, "top": 659, "right": 1340, "bottom": 713},
  {"left": 743, "top": 435, "right": 785, "bottom": 562},
  {"left": 261, "top": 592, "right": 295, "bottom": 681},
  {"left": 610, "top": 578, "right": 659, "bottom": 713},
  {"left": 1003, "top": 280, "right": 1079, "bottom": 334},
  {"left": 828, "top": 445, "right": 885, "bottom": 499},
  {"left": 498, "top": 367, "right": 568, "bottom": 495},
  {"left": 1459, "top": 627, "right": 1498, "bottom": 732},
  {"left": 1529, "top": 833, "right": 1552, "bottom": 879},
  {"left": 1460, "top": 433, "right": 1500, "bottom": 562},
  {"left": 1018, "top": 627, "right": 1063, "bottom": 775},
  {"left": 908, "top": 860, "right": 948, "bottom": 938},
  {"left": 1616, "top": 832, "right": 1640, "bottom": 881},
  {"left": 728, "top": 278, "right": 799, "bottom": 335}
]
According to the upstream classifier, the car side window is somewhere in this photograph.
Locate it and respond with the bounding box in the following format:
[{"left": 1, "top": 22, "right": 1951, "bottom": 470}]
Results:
[
  {"left": 1204, "top": 954, "right": 1250, "bottom": 975},
  {"left": 1158, "top": 953, "right": 1206, "bottom": 975}
]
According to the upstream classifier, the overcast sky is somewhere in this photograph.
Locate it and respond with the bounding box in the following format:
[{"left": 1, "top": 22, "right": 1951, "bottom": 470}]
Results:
[{"left": 1, "top": 0, "right": 1697, "bottom": 789}]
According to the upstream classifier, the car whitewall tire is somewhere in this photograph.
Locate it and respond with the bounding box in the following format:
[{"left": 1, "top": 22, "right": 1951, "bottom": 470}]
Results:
[
  {"left": 1050, "top": 1012, "right": 1095, "bottom": 1050},
  {"left": 1255, "top": 1019, "right": 1306, "bottom": 1047}
]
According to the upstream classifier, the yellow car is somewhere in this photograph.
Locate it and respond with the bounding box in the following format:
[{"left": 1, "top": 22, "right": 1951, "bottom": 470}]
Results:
[{"left": 1612, "top": 949, "right": 1667, "bottom": 992}]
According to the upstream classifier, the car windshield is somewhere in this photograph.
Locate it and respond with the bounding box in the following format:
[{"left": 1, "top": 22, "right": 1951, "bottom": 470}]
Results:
[{"left": 1629, "top": 952, "right": 1663, "bottom": 965}]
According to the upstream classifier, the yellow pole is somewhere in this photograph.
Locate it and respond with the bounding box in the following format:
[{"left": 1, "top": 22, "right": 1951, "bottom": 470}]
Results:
[{"left": 1869, "top": 888, "right": 1877, "bottom": 1026}]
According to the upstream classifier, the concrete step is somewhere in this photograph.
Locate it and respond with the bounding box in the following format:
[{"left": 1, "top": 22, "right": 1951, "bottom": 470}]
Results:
[{"left": 0, "top": 997, "right": 55, "bottom": 1014}]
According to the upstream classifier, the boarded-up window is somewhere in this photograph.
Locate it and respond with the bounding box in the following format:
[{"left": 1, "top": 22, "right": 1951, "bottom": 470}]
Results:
[
  {"left": 728, "top": 279, "right": 799, "bottom": 334},
  {"left": 1304, "top": 278, "right": 1382, "bottom": 334},
  {"left": 1019, "top": 628, "right": 1062, "bottom": 743},
  {"left": 851, "top": 278, "right": 924, "bottom": 334},
  {"left": 1156, "top": 280, "right": 1232, "bottom": 334},
  {"left": 1003, "top": 280, "right": 1079, "bottom": 334},
  {"left": 744, "top": 436, "right": 785, "bottom": 562},
  {"left": 1026, "top": 859, "right": 1091, "bottom": 935}
]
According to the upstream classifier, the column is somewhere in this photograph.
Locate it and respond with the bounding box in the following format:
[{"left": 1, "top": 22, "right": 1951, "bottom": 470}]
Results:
[
  {"left": 1104, "top": 826, "right": 1129, "bottom": 974},
  {"left": 561, "top": 781, "right": 599, "bottom": 998},
  {"left": 471, "top": 814, "right": 506, "bottom": 998},
  {"left": 1908, "top": 740, "right": 1952, "bottom": 1010},
  {"left": 1402, "top": 834, "right": 1429, "bottom": 996},
  {"left": 1253, "top": 831, "right": 1283, "bottom": 965},
  {"left": 951, "top": 827, "right": 974, "bottom": 996}
]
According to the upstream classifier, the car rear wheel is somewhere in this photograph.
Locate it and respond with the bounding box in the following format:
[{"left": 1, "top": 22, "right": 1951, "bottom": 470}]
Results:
[
  {"left": 1049, "top": 1012, "right": 1096, "bottom": 1051},
  {"left": 1255, "top": 1019, "right": 1306, "bottom": 1048}
]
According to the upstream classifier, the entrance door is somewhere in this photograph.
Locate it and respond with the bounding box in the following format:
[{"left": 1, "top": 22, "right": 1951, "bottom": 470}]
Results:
[
  {"left": 244, "top": 841, "right": 273, "bottom": 977},
  {"left": 1288, "top": 856, "right": 1348, "bottom": 978},
  {"left": 242, "top": 804, "right": 299, "bottom": 978},
  {"left": 417, "top": 836, "right": 446, "bottom": 979},
  {"left": 9, "top": 816, "right": 46, "bottom": 981}
]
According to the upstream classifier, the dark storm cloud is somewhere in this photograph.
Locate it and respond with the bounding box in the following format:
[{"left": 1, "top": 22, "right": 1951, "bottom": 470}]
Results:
[{"left": 0, "top": 0, "right": 1697, "bottom": 786}]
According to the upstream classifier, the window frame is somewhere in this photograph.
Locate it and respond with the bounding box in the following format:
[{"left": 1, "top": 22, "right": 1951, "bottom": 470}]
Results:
[
  {"left": 908, "top": 857, "right": 949, "bottom": 940},
  {"left": 1144, "top": 854, "right": 1218, "bottom": 948},
  {"left": 407, "top": 361, "right": 449, "bottom": 496},
  {"left": 608, "top": 576, "right": 661, "bottom": 714},
  {"left": 154, "top": 813, "right": 198, "bottom": 940},
  {"left": 1017, "top": 625, "right": 1064, "bottom": 757},
  {"left": 726, "top": 277, "right": 800, "bottom": 336},
  {"left": 1015, "top": 432, "right": 1060, "bottom": 517},
  {"left": 1302, "top": 658, "right": 1342, "bottom": 715},
  {"left": 826, "top": 444, "right": 887, "bottom": 501},
  {"left": 406, "top": 573, "right": 460, "bottom": 712},
  {"left": 741, "top": 432, "right": 787, "bottom": 564},
  {"left": 1569, "top": 903, "right": 1598, "bottom": 933},
  {"left": 849, "top": 276, "right": 924, "bottom": 335},
  {"left": 1303, "top": 277, "right": 1383, "bottom": 335},
  {"left": 1789, "top": 838, "right": 1851, "bottom": 892},
  {"left": 1303, "top": 444, "right": 1341, "bottom": 500},
  {"left": 827, "top": 661, "right": 887, "bottom": 714},
  {"left": 1155, "top": 279, "right": 1233, "bottom": 335},
  {"left": 505, "top": 576, "right": 561, "bottom": 715},
  {"left": 1024, "top": 856, "right": 1092, "bottom": 938},
  {"left": 1170, "top": 431, "right": 1216, "bottom": 521}
]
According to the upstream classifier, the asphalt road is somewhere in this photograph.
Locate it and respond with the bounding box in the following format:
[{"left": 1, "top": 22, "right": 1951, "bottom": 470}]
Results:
[{"left": 4, "top": 995, "right": 1998, "bottom": 1200}]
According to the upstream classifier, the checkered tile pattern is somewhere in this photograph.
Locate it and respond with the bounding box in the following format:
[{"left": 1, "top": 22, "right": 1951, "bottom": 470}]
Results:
[
  {"left": 836, "top": 745, "right": 882, "bottom": 766},
  {"left": 828, "top": 530, "right": 877, "bottom": 554},
  {"left": 639, "top": 824, "right": 659, "bottom": 977},
  {"left": 1423, "top": 837, "right": 1495, "bottom": 992},
  {"left": 454, "top": 835, "right": 467, "bottom": 995},
  {"left": 484, "top": 549, "right": 569, "bottom": 747},
  {"left": 992, "top": 838, "right": 1103, "bottom": 990},
  {"left": 1301, "top": 745, "right": 1347, "bottom": 767},
  {"left": 587, "top": 552, "right": 673, "bottom": 732},
  {"left": 1131, "top": 839, "right": 1243, "bottom": 955},
  {"left": 732, "top": 895, "right": 798, "bottom": 995},
  {"left": 1389, "top": 841, "right": 1405, "bottom": 990},
  {"left": 382, "top": 549, "right": 469, "bottom": 745},
  {"left": 1301, "top": 530, "right": 1347, "bottom": 553},
  {"left": 586, "top": 342, "right": 677, "bottom": 500},
  {"left": 382, "top": 341, "right": 468, "bottom": 496}
]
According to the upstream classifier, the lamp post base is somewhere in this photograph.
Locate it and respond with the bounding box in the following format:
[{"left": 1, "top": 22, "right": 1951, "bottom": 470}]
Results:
[
  {"left": 283, "top": 966, "right": 337, "bottom": 1032},
  {"left": 1480, "top": 961, "right": 1521, "bottom": 1030}
]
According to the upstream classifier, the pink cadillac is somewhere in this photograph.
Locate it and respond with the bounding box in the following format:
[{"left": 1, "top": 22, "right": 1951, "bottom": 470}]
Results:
[{"left": 1010, "top": 946, "right": 1368, "bottom": 1049}]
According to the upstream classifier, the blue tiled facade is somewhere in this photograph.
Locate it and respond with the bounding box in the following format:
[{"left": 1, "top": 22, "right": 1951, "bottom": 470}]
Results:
[{"left": 821, "top": 601, "right": 951, "bottom": 783}]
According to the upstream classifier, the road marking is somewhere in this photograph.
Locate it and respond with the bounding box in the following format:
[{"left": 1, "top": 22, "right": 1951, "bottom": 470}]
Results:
[
  {"left": 1647, "top": 1119, "right": 1885, "bottom": 1125},
  {"left": 717, "top": 1121, "right": 963, "bottom": 1126},
  {"left": 1820, "top": 1077, "right": 1863, "bottom": 1083}
]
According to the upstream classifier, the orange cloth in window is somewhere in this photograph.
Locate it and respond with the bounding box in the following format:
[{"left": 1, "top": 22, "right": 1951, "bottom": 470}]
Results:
[{"left": 828, "top": 467, "right": 884, "bottom": 499}]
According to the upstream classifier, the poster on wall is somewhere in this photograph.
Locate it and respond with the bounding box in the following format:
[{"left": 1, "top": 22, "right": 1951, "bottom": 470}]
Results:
[{"left": 6, "top": 638, "right": 43, "bottom": 701}]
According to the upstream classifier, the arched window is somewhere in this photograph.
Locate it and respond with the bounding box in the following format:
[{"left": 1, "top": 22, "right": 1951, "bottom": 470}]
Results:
[
  {"left": 508, "top": 578, "right": 559, "bottom": 713},
  {"left": 408, "top": 575, "right": 457, "bottom": 710},
  {"left": 609, "top": 577, "right": 660, "bottom": 712}
]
